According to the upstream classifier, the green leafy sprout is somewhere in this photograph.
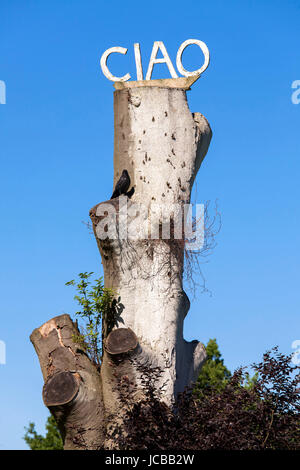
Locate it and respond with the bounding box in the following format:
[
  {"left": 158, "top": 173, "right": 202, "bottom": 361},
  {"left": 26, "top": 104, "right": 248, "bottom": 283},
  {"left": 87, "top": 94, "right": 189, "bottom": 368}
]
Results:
[{"left": 65, "top": 272, "right": 115, "bottom": 366}]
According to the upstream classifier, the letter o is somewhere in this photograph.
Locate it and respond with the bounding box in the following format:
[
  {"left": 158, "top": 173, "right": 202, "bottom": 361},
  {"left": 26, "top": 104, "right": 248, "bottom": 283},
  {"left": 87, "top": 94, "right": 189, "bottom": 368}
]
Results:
[{"left": 176, "top": 39, "right": 210, "bottom": 77}]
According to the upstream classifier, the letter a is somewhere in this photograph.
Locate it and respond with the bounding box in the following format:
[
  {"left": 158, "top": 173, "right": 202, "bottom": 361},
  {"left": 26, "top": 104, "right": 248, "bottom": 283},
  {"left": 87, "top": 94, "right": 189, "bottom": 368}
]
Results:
[{"left": 146, "top": 41, "right": 178, "bottom": 80}]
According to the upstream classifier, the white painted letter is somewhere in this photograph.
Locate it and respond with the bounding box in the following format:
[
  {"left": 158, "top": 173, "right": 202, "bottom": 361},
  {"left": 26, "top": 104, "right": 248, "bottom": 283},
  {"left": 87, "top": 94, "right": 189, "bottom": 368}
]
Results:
[
  {"left": 100, "top": 47, "right": 131, "bottom": 82},
  {"left": 176, "top": 39, "right": 210, "bottom": 77},
  {"left": 146, "top": 41, "right": 178, "bottom": 80},
  {"left": 134, "top": 43, "right": 144, "bottom": 81}
]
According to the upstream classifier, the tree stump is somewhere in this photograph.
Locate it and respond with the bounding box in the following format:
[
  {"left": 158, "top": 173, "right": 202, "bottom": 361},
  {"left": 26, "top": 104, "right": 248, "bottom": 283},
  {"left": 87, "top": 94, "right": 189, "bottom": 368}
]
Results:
[{"left": 31, "top": 79, "right": 212, "bottom": 449}]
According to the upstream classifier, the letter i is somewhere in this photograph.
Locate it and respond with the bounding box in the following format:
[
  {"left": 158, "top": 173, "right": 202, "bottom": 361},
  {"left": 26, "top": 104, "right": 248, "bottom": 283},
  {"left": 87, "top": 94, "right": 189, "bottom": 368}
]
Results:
[{"left": 134, "top": 43, "right": 144, "bottom": 81}]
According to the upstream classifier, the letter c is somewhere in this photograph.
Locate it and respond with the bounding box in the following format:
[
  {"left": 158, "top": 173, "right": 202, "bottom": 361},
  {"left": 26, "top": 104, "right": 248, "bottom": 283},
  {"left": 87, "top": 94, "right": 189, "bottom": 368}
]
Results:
[{"left": 100, "top": 47, "right": 131, "bottom": 82}]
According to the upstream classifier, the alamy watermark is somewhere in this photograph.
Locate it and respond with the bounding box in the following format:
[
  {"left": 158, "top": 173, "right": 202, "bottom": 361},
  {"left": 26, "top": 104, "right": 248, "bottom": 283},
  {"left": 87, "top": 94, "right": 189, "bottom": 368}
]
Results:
[
  {"left": 95, "top": 196, "right": 205, "bottom": 251},
  {"left": 291, "top": 340, "right": 300, "bottom": 365},
  {"left": 291, "top": 80, "right": 300, "bottom": 104},
  {"left": 0, "top": 80, "right": 6, "bottom": 104},
  {"left": 0, "top": 340, "right": 6, "bottom": 365}
]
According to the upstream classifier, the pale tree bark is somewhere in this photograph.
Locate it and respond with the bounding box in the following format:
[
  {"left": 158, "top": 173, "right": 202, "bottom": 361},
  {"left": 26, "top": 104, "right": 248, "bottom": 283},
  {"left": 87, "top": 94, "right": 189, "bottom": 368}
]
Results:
[{"left": 31, "top": 79, "right": 212, "bottom": 450}]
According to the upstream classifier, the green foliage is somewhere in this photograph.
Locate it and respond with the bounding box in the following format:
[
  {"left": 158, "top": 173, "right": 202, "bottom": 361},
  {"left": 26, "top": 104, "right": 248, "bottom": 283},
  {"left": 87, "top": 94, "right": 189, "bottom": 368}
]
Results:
[
  {"left": 66, "top": 272, "right": 115, "bottom": 365},
  {"left": 24, "top": 415, "right": 63, "bottom": 450},
  {"left": 243, "top": 370, "right": 259, "bottom": 389},
  {"left": 194, "top": 339, "right": 259, "bottom": 397},
  {"left": 194, "top": 338, "right": 231, "bottom": 395}
]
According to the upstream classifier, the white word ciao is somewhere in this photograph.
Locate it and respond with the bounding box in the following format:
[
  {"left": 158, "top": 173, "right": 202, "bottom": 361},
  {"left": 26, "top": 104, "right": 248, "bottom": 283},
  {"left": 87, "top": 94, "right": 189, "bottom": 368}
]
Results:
[{"left": 100, "top": 39, "right": 210, "bottom": 82}]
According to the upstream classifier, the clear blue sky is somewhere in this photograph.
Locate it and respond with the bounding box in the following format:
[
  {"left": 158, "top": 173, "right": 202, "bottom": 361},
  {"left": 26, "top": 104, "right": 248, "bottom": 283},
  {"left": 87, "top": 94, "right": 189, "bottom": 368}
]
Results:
[{"left": 0, "top": 0, "right": 299, "bottom": 449}]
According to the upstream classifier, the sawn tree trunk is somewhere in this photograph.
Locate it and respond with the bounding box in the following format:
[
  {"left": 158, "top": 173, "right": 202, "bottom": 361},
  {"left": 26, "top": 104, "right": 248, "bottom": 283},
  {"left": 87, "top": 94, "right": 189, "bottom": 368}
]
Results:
[{"left": 30, "top": 80, "right": 212, "bottom": 450}]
